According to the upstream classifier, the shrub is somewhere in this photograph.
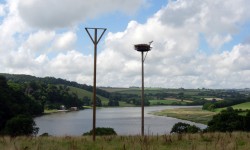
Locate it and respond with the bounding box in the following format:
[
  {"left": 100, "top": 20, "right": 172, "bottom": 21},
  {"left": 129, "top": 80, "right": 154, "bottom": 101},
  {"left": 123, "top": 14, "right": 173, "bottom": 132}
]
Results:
[
  {"left": 4, "top": 115, "right": 39, "bottom": 136},
  {"left": 40, "top": 133, "right": 49, "bottom": 137},
  {"left": 83, "top": 127, "right": 117, "bottom": 136},
  {"left": 171, "top": 122, "right": 201, "bottom": 134},
  {"left": 207, "top": 107, "right": 250, "bottom": 132}
]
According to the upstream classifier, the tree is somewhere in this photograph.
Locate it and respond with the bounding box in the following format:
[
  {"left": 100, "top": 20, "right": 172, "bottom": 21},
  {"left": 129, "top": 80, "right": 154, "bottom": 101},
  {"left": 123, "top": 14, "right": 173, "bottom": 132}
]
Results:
[
  {"left": 83, "top": 96, "right": 91, "bottom": 106},
  {"left": 108, "top": 99, "right": 119, "bottom": 106},
  {"left": 0, "top": 75, "right": 8, "bottom": 88},
  {"left": 178, "top": 92, "right": 184, "bottom": 101},
  {"left": 171, "top": 122, "right": 201, "bottom": 134},
  {"left": 207, "top": 107, "right": 244, "bottom": 132},
  {"left": 96, "top": 97, "right": 102, "bottom": 107},
  {"left": 4, "top": 115, "right": 39, "bottom": 136},
  {"left": 171, "top": 122, "right": 190, "bottom": 134},
  {"left": 187, "top": 125, "right": 201, "bottom": 133}
]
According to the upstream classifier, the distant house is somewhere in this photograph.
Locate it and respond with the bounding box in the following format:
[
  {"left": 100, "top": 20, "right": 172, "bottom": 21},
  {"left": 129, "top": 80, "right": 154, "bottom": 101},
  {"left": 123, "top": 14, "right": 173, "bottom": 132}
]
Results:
[
  {"left": 60, "top": 105, "right": 66, "bottom": 110},
  {"left": 70, "top": 107, "right": 78, "bottom": 111},
  {"left": 211, "top": 98, "right": 217, "bottom": 103}
]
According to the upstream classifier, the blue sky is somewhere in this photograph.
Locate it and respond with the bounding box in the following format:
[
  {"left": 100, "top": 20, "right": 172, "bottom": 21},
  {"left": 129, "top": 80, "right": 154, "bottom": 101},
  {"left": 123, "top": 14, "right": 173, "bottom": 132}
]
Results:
[
  {"left": 0, "top": 0, "right": 250, "bottom": 88},
  {"left": 77, "top": 0, "right": 167, "bottom": 55}
]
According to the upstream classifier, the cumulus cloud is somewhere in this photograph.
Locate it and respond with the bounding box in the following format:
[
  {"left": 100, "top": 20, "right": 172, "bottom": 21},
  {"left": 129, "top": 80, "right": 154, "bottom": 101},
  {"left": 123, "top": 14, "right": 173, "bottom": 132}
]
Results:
[
  {"left": 52, "top": 31, "right": 77, "bottom": 51},
  {"left": 24, "top": 30, "right": 55, "bottom": 52},
  {"left": 17, "top": 0, "right": 145, "bottom": 29},
  {"left": 95, "top": 0, "right": 250, "bottom": 88},
  {"left": 0, "top": 4, "right": 6, "bottom": 16},
  {"left": 0, "top": 0, "right": 28, "bottom": 52},
  {"left": 158, "top": 0, "right": 250, "bottom": 49},
  {"left": 0, "top": 0, "right": 250, "bottom": 89}
]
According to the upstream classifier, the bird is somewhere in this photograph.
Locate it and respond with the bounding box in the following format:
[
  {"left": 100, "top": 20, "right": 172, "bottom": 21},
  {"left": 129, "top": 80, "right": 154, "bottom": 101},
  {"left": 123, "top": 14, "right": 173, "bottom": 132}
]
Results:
[{"left": 149, "top": 41, "right": 153, "bottom": 45}]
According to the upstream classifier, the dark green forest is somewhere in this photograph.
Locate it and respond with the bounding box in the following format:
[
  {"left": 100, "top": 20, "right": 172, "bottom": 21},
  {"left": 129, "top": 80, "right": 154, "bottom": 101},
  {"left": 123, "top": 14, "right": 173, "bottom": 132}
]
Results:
[
  {"left": 0, "top": 75, "right": 42, "bottom": 135},
  {"left": 0, "top": 74, "right": 110, "bottom": 135}
]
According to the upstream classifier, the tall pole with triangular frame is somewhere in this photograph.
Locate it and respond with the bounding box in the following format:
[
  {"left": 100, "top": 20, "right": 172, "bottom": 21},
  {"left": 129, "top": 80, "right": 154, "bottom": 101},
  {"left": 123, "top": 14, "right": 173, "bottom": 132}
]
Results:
[{"left": 85, "top": 27, "right": 106, "bottom": 141}]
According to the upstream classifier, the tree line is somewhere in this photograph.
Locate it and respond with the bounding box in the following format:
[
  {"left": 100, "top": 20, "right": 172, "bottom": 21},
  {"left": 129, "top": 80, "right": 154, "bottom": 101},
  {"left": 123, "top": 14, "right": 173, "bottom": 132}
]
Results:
[
  {"left": 1, "top": 73, "right": 110, "bottom": 99},
  {"left": 0, "top": 76, "right": 42, "bottom": 136}
]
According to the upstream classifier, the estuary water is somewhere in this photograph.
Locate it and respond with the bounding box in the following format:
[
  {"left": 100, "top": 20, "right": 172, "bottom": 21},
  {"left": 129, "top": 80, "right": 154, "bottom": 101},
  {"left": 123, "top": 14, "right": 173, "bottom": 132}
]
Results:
[{"left": 35, "top": 106, "right": 207, "bottom": 136}]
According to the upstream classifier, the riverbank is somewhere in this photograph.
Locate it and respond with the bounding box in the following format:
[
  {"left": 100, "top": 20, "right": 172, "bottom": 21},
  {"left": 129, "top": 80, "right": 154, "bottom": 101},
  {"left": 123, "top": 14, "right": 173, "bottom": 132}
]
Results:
[
  {"left": 152, "top": 107, "right": 217, "bottom": 124},
  {"left": 1, "top": 132, "right": 249, "bottom": 150}
]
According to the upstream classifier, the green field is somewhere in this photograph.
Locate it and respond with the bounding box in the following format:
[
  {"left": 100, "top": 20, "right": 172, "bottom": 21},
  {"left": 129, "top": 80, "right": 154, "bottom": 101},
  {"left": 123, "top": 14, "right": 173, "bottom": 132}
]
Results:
[
  {"left": 111, "top": 88, "right": 165, "bottom": 95},
  {"left": 153, "top": 108, "right": 216, "bottom": 125},
  {"left": 1, "top": 132, "right": 250, "bottom": 150},
  {"left": 118, "top": 101, "right": 136, "bottom": 107},
  {"left": 149, "top": 99, "right": 189, "bottom": 105},
  {"left": 215, "top": 102, "right": 250, "bottom": 112},
  {"left": 231, "top": 102, "right": 250, "bottom": 110},
  {"left": 100, "top": 87, "right": 219, "bottom": 97},
  {"left": 68, "top": 86, "right": 109, "bottom": 106}
]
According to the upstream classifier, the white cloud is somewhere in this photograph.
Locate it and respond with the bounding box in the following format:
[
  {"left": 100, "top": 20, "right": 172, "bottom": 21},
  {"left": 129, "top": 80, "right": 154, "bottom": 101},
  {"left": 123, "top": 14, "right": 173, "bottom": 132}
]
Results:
[
  {"left": 0, "top": 4, "right": 6, "bottom": 16},
  {"left": 52, "top": 31, "right": 77, "bottom": 51},
  {"left": 0, "top": 0, "right": 29, "bottom": 52},
  {"left": 24, "top": 30, "right": 55, "bottom": 52},
  {"left": 206, "top": 34, "right": 232, "bottom": 50},
  {"left": 158, "top": 0, "right": 250, "bottom": 49},
  {"left": 0, "top": 0, "right": 250, "bottom": 89},
  {"left": 211, "top": 44, "right": 250, "bottom": 72},
  {"left": 17, "top": 0, "right": 145, "bottom": 29},
  {"left": 94, "top": 0, "right": 250, "bottom": 88},
  {"left": 47, "top": 50, "right": 93, "bottom": 81}
]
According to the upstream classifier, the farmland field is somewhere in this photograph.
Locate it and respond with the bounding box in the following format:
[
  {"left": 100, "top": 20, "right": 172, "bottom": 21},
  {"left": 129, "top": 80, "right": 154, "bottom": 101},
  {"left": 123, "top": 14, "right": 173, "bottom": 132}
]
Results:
[
  {"left": 231, "top": 102, "right": 250, "bottom": 110},
  {"left": 149, "top": 99, "right": 189, "bottom": 105},
  {"left": 215, "top": 102, "right": 250, "bottom": 112}
]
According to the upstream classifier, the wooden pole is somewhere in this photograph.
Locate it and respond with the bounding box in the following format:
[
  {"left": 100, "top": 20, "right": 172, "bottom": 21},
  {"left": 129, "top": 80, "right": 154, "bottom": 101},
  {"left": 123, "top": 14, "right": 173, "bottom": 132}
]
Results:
[
  {"left": 141, "top": 51, "right": 144, "bottom": 136},
  {"left": 85, "top": 27, "right": 106, "bottom": 141}
]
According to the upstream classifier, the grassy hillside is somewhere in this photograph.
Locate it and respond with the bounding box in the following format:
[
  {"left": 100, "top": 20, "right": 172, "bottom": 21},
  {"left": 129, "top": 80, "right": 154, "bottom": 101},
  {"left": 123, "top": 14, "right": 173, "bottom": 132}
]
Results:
[
  {"left": 1, "top": 132, "right": 250, "bottom": 150},
  {"left": 215, "top": 102, "right": 250, "bottom": 112},
  {"left": 231, "top": 102, "right": 250, "bottom": 110},
  {"left": 68, "top": 86, "right": 109, "bottom": 106},
  {"left": 100, "top": 87, "right": 165, "bottom": 95},
  {"left": 101, "top": 87, "right": 225, "bottom": 98}
]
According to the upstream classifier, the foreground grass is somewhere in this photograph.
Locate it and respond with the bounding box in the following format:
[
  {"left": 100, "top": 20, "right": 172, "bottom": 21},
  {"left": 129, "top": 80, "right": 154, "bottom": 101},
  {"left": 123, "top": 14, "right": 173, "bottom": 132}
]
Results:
[
  {"left": 152, "top": 108, "right": 216, "bottom": 124},
  {"left": 1, "top": 132, "right": 250, "bottom": 150}
]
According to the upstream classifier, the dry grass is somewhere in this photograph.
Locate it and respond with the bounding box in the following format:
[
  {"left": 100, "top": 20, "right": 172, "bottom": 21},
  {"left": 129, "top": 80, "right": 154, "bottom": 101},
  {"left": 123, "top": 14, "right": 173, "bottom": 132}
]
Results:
[
  {"left": 152, "top": 108, "right": 217, "bottom": 124},
  {"left": 0, "top": 132, "right": 250, "bottom": 150},
  {"left": 204, "top": 98, "right": 223, "bottom": 101}
]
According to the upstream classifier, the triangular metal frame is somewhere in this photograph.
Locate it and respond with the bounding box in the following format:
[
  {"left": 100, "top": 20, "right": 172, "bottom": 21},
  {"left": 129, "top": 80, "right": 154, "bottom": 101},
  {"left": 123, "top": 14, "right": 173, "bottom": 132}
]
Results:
[{"left": 85, "top": 28, "right": 107, "bottom": 45}]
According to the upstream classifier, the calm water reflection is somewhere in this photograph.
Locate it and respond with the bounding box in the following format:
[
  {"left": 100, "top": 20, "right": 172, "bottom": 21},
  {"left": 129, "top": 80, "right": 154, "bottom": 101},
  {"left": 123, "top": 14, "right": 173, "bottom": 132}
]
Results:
[{"left": 35, "top": 106, "right": 206, "bottom": 136}]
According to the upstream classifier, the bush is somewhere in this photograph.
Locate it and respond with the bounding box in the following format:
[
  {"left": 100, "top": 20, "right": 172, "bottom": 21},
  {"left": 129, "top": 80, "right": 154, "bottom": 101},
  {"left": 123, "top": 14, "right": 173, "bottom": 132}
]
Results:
[
  {"left": 40, "top": 132, "right": 49, "bottom": 137},
  {"left": 206, "top": 107, "right": 250, "bottom": 132},
  {"left": 83, "top": 127, "right": 117, "bottom": 136},
  {"left": 171, "top": 122, "right": 201, "bottom": 134},
  {"left": 4, "top": 115, "right": 39, "bottom": 136},
  {"left": 187, "top": 125, "right": 201, "bottom": 133}
]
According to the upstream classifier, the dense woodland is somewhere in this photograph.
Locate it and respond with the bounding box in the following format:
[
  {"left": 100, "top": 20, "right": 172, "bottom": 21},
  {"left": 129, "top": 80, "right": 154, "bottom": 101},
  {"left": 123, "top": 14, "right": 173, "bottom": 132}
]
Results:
[{"left": 0, "top": 74, "right": 105, "bottom": 135}]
